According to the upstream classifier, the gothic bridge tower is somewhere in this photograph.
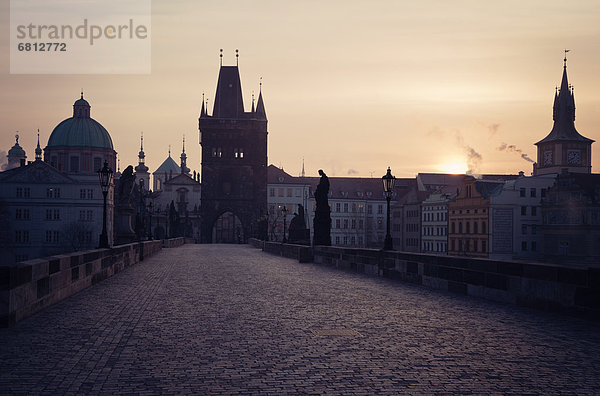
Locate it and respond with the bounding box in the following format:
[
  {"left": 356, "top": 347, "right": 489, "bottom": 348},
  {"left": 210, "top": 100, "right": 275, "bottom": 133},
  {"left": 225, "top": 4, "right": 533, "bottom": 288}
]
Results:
[
  {"left": 534, "top": 54, "right": 594, "bottom": 175},
  {"left": 199, "top": 56, "right": 267, "bottom": 243}
]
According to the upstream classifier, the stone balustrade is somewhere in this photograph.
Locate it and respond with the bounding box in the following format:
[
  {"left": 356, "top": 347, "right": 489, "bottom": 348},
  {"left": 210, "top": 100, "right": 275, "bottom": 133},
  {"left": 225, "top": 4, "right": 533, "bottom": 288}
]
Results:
[{"left": 1, "top": 238, "right": 184, "bottom": 327}]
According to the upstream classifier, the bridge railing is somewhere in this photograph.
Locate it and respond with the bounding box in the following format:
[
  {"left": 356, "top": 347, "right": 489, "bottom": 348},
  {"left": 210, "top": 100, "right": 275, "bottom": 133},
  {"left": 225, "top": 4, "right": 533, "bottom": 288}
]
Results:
[
  {"left": 249, "top": 239, "right": 600, "bottom": 320},
  {"left": 1, "top": 238, "right": 185, "bottom": 327}
]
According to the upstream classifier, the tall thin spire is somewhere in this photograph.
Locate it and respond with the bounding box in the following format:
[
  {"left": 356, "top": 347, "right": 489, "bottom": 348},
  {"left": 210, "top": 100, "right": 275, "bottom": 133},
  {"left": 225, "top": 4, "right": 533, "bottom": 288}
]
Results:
[
  {"left": 301, "top": 157, "right": 305, "bottom": 178},
  {"left": 251, "top": 91, "right": 255, "bottom": 112},
  {"left": 35, "top": 129, "right": 42, "bottom": 161},
  {"left": 256, "top": 77, "right": 266, "bottom": 120},
  {"left": 200, "top": 92, "right": 206, "bottom": 116},
  {"left": 136, "top": 131, "right": 148, "bottom": 173},
  {"left": 236, "top": 49, "right": 239, "bottom": 66},
  {"left": 220, "top": 48, "right": 223, "bottom": 66},
  {"left": 180, "top": 135, "right": 188, "bottom": 175}
]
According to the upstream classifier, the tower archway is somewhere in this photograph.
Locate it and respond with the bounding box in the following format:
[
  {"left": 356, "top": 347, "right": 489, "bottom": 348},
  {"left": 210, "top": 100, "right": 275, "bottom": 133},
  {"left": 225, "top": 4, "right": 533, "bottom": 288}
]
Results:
[{"left": 212, "top": 211, "right": 244, "bottom": 243}]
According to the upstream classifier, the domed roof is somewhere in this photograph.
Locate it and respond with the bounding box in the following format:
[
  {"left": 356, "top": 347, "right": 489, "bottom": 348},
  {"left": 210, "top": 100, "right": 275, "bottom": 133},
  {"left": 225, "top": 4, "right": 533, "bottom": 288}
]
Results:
[
  {"left": 46, "top": 94, "right": 114, "bottom": 150},
  {"left": 47, "top": 118, "right": 114, "bottom": 149},
  {"left": 8, "top": 135, "right": 26, "bottom": 157},
  {"left": 74, "top": 97, "right": 90, "bottom": 107}
]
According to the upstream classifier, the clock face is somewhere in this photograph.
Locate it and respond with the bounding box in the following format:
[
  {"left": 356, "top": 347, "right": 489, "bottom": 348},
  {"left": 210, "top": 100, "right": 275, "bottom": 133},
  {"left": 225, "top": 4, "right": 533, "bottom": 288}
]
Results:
[
  {"left": 543, "top": 151, "right": 553, "bottom": 165},
  {"left": 568, "top": 150, "right": 581, "bottom": 165}
]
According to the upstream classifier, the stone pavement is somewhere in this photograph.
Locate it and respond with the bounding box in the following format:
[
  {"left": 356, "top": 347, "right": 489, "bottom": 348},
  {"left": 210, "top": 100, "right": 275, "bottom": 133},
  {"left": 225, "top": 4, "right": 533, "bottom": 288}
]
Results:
[{"left": 1, "top": 244, "right": 599, "bottom": 395}]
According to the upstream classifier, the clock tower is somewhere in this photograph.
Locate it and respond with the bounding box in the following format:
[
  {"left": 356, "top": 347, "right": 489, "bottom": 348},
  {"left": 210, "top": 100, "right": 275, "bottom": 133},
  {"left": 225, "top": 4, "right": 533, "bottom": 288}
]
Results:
[
  {"left": 199, "top": 58, "right": 268, "bottom": 243},
  {"left": 534, "top": 55, "right": 594, "bottom": 175}
]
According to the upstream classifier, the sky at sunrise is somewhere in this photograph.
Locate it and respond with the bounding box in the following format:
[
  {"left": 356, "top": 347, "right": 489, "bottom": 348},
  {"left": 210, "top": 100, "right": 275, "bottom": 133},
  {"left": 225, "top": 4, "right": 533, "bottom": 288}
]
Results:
[{"left": 1, "top": 0, "right": 599, "bottom": 178}]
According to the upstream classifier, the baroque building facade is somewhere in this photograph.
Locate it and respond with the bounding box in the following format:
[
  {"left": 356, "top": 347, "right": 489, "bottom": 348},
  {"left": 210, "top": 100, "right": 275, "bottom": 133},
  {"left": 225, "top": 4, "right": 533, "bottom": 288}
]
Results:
[{"left": 0, "top": 94, "right": 116, "bottom": 264}]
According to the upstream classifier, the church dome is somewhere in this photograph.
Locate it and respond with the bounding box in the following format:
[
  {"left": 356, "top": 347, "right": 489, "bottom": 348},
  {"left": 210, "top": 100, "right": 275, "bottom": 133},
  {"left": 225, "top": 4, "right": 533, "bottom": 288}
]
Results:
[
  {"left": 46, "top": 94, "right": 113, "bottom": 150},
  {"left": 8, "top": 136, "right": 26, "bottom": 157}
]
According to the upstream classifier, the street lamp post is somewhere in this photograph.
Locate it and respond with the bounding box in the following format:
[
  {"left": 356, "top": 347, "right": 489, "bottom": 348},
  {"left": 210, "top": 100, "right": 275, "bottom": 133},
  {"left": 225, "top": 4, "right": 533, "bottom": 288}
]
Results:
[
  {"left": 147, "top": 201, "right": 153, "bottom": 240},
  {"left": 282, "top": 205, "right": 289, "bottom": 243},
  {"left": 382, "top": 167, "right": 396, "bottom": 250},
  {"left": 97, "top": 160, "right": 113, "bottom": 249}
]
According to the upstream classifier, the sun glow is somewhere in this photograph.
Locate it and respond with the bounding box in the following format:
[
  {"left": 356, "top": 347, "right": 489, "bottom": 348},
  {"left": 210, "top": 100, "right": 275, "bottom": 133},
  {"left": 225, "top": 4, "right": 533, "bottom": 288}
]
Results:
[{"left": 438, "top": 161, "right": 468, "bottom": 175}]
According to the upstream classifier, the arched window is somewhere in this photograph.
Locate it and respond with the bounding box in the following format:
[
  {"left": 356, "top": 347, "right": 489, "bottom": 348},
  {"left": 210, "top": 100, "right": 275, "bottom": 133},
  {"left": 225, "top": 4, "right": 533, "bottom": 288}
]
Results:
[
  {"left": 466, "top": 222, "right": 470, "bottom": 234},
  {"left": 459, "top": 222, "right": 463, "bottom": 234}
]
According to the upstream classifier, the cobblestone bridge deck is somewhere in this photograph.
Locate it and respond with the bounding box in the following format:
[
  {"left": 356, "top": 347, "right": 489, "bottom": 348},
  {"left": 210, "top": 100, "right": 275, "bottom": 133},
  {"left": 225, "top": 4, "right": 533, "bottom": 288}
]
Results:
[{"left": 1, "top": 244, "right": 599, "bottom": 394}]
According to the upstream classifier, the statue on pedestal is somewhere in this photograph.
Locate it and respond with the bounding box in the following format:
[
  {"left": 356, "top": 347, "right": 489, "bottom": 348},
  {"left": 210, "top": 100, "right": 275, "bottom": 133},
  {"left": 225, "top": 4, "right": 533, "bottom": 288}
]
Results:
[
  {"left": 114, "top": 166, "right": 137, "bottom": 245},
  {"left": 313, "top": 169, "right": 331, "bottom": 246},
  {"left": 288, "top": 204, "right": 310, "bottom": 245}
]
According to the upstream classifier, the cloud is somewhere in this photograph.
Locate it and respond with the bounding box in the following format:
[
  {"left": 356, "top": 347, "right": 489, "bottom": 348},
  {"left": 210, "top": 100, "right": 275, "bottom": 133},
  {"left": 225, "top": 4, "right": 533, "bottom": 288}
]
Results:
[
  {"left": 497, "top": 142, "right": 534, "bottom": 163},
  {"left": 488, "top": 123, "right": 500, "bottom": 137}
]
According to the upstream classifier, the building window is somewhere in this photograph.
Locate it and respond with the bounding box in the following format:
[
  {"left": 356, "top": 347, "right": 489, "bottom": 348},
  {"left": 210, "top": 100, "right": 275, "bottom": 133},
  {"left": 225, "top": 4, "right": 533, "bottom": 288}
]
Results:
[
  {"left": 367, "top": 205, "right": 372, "bottom": 215},
  {"left": 520, "top": 188, "right": 526, "bottom": 197},
  {"left": 269, "top": 188, "right": 275, "bottom": 197},
  {"left": 482, "top": 222, "right": 486, "bottom": 234},
  {"left": 335, "top": 236, "right": 340, "bottom": 245},
  {"left": 451, "top": 222, "right": 455, "bottom": 233},
  {"left": 343, "top": 236, "right": 348, "bottom": 245},
  {"left": 521, "top": 206, "right": 527, "bottom": 216},
  {"left": 531, "top": 241, "right": 537, "bottom": 251},
  {"left": 531, "top": 225, "right": 537, "bottom": 235},
  {"left": 530, "top": 188, "right": 536, "bottom": 198},
  {"left": 481, "top": 240, "right": 486, "bottom": 253},
  {"left": 93, "top": 157, "right": 102, "bottom": 172},
  {"left": 459, "top": 222, "right": 463, "bottom": 233},
  {"left": 351, "top": 219, "right": 356, "bottom": 229},
  {"left": 359, "top": 220, "right": 364, "bottom": 229},
  {"left": 541, "top": 189, "right": 546, "bottom": 198},
  {"left": 287, "top": 188, "right": 292, "bottom": 197},
  {"left": 87, "top": 189, "right": 93, "bottom": 199},
  {"left": 344, "top": 203, "right": 348, "bottom": 213},
  {"left": 466, "top": 222, "right": 470, "bottom": 234},
  {"left": 15, "top": 230, "right": 30, "bottom": 243},
  {"left": 80, "top": 189, "right": 86, "bottom": 199},
  {"left": 46, "top": 209, "right": 52, "bottom": 220},
  {"left": 70, "top": 156, "right": 80, "bottom": 172},
  {"left": 473, "top": 222, "right": 478, "bottom": 234},
  {"left": 278, "top": 188, "right": 284, "bottom": 197},
  {"left": 531, "top": 206, "right": 537, "bottom": 216},
  {"left": 336, "top": 203, "right": 341, "bottom": 212},
  {"left": 54, "top": 209, "right": 60, "bottom": 220},
  {"left": 521, "top": 241, "right": 527, "bottom": 251},
  {"left": 335, "top": 219, "right": 340, "bottom": 229},
  {"left": 79, "top": 210, "right": 86, "bottom": 221},
  {"left": 377, "top": 205, "right": 383, "bottom": 215},
  {"left": 343, "top": 219, "right": 348, "bottom": 229},
  {"left": 45, "top": 230, "right": 52, "bottom": 243}
]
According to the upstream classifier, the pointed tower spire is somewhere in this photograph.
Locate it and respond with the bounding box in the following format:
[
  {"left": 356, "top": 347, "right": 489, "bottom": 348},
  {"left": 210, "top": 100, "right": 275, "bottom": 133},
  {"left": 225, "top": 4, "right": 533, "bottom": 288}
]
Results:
[
  {"left": 35, "top": 129, "right": 42, "bottom": 161},
  {"left": 301, "top": 157, "right": 305, "bottom": 178},
  {"left": 256, "top": 77, "right": 266, "bottom": 120},
  {"left": 180, "top": 135, "right": 189, "bottom": 174},
  {"left": 200, "top": 92, "right": 206, "bottom": 117},
  {"left": 251, "top": 91, "right": 255, "bottom": 113},
  {"left": 534, "top": 52, "right": 594, "bottom": 176},
  {"left": 135, "top": 131, "right": 149, "bottom": 174}
]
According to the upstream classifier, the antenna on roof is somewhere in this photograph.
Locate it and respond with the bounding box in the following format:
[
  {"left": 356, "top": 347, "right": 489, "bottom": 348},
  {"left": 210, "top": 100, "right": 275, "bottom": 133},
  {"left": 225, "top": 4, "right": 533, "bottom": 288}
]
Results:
[
  {"left": 235, "top": 49, "right": 239, "bottom": 66},
  {"left": 219, "top": 48, "right": 223, "bottom": 66}
]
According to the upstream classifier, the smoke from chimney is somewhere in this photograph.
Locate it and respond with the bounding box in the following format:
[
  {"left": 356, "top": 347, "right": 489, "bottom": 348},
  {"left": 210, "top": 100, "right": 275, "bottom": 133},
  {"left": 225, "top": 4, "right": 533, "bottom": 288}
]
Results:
[{"left": 497, "top": 143, "right": 534, "bottom": 163}]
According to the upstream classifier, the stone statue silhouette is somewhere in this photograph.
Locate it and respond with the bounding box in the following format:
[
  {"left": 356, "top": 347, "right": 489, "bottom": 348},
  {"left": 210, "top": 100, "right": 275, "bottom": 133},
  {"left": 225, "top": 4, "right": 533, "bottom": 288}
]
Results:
[
  {"left": 288, "top": 204, "right": 310, "bottom": 245},
  {"left": 114, "top": 165, "right": 136, "bottom": 245},
  {"left": 313, "top": 169, "right": 331, "bottom": 246}
]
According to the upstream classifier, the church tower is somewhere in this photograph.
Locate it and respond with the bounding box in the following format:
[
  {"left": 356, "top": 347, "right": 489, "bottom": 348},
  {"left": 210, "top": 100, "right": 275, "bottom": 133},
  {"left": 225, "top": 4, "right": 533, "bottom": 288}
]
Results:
[
  {"left": 199, "top": 53, "right": 268, "bottom": 243},
  {"left": 534, "top": 54, "right": 594, "bottom": 175},
  {"left": 135, "top": 132, "right": 150, "bottom": 190}
]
